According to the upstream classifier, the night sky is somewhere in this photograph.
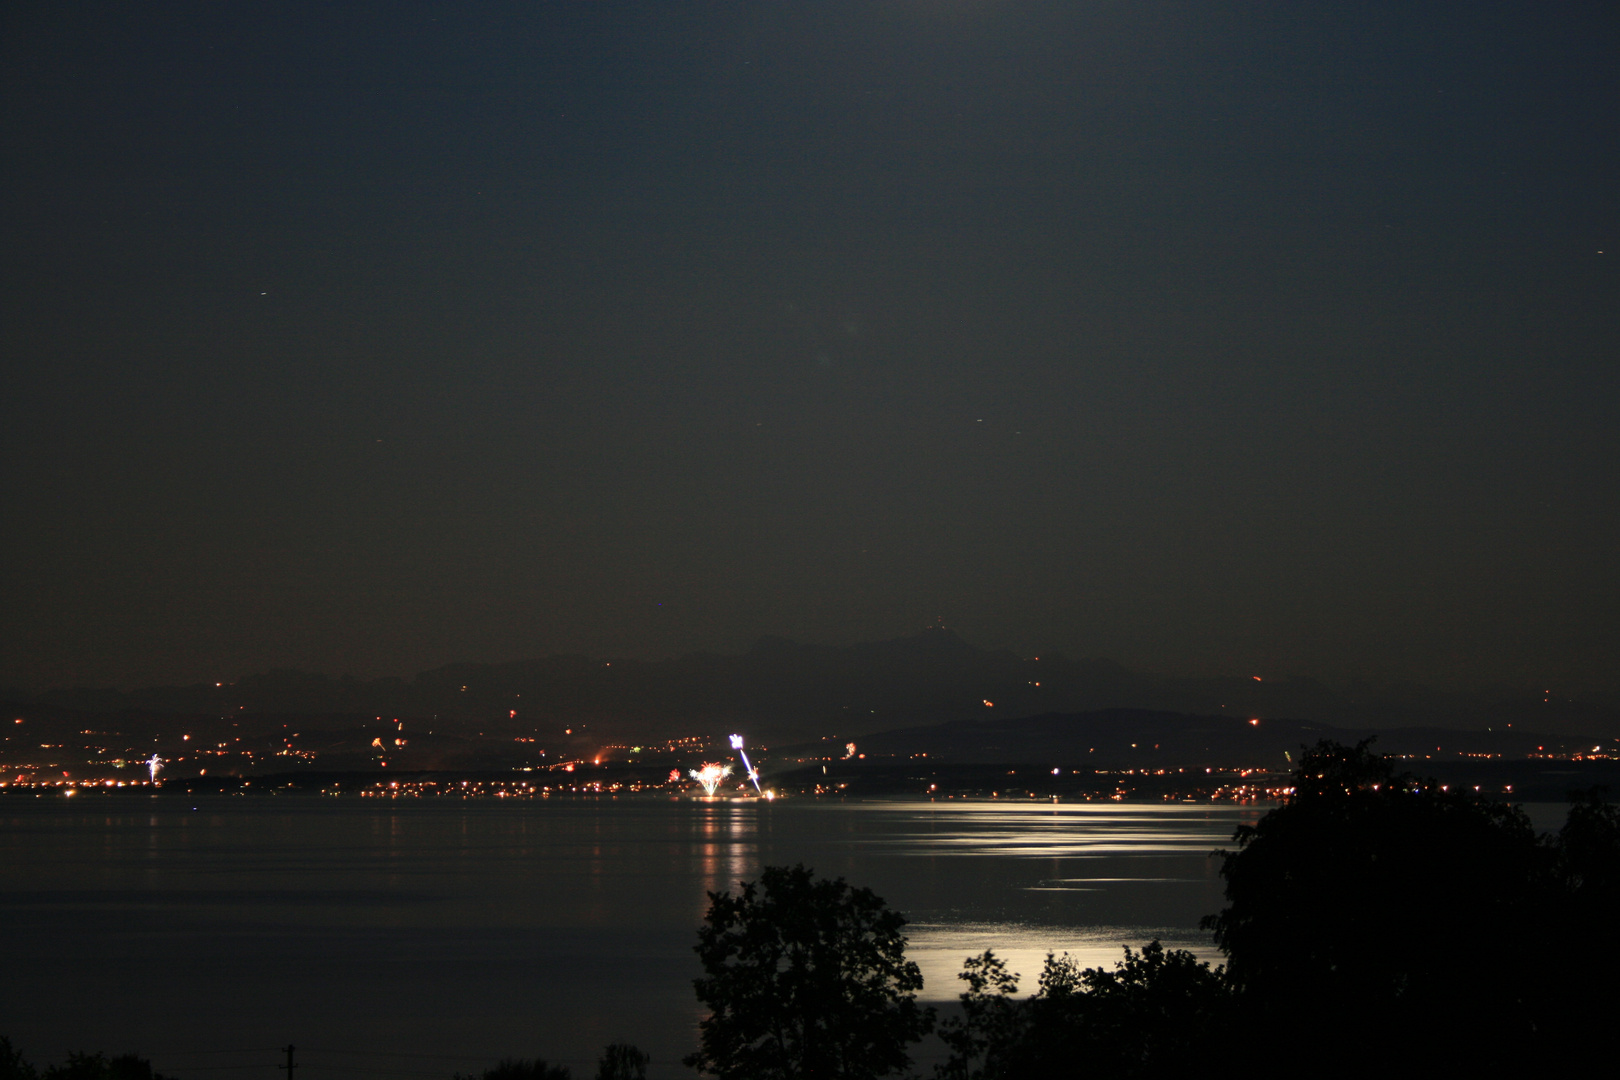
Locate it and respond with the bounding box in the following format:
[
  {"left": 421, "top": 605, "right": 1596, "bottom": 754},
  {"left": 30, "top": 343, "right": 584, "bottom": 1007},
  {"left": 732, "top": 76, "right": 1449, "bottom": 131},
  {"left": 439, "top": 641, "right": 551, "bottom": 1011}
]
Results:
[{"left": 3, "top": 2, "right": 1615, "bottom": 696}]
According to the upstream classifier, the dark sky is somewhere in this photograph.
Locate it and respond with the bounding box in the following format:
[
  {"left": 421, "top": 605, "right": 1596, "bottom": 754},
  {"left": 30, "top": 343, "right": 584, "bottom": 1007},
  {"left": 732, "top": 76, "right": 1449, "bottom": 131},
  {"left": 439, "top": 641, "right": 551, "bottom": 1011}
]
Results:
[{"left": 3, "top": 1, "right": 1616, "bottom": 695}]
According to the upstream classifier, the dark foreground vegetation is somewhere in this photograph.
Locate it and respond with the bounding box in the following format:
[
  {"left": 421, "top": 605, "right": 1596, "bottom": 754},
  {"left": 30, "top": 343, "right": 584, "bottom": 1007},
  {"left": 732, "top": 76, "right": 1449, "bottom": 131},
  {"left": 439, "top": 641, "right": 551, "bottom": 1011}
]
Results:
[
  {"left": 0, "top": 1046, "right": 175, "bottom": 1080},
  {"left": 10, "top": 741, "right": 1617, "bottom": 1079},
  {"left": 685, "top": 741, "right": 1619, "bottom": 1079},
  {"left": 0, "top": 1045, "right": 649, "bottom": 1080}
]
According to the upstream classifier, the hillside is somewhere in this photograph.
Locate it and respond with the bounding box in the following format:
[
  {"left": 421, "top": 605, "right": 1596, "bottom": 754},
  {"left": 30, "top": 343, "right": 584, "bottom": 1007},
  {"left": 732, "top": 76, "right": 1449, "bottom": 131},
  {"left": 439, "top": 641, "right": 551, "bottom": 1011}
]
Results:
[{"left": 11, "top": 629, "right": 1619, "bottom": 746}]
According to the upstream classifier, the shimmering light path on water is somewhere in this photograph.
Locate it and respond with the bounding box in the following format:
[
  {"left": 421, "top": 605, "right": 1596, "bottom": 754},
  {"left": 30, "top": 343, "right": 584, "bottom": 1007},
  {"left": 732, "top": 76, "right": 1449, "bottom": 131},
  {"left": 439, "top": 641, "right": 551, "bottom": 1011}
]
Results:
[{"left": 0, "top": 797, "right": 1261, "bottom": 1079}]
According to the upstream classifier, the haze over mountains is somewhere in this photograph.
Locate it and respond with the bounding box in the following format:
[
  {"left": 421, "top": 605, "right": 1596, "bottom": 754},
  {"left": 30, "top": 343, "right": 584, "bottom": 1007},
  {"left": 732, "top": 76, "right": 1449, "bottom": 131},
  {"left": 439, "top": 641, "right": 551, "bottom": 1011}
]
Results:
[
  {"left": 12, "top": 629, "right": 1617, "bottom": 743},
  {"left": 849, "top": 708, "right": 1599, "bottom": 769}
]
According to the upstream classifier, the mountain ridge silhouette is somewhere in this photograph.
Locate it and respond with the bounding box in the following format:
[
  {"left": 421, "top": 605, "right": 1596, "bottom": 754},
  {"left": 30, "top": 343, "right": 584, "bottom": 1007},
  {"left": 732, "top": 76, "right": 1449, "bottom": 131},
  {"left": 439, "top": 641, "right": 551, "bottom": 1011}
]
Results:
[{"left": 11, "top": 629, "right": 1617, "bottom": 741}]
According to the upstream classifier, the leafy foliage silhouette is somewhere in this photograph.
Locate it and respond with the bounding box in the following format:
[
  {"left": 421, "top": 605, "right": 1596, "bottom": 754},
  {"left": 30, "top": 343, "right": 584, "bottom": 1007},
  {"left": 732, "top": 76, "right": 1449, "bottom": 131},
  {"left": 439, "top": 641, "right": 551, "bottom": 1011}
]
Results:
[
  {"left": 1538, "top": 784, "right": 1620, "bottom": 1058},
  {"left": 0, "top": 1046, "right": 172, "bottom": 1080},
  {"left": 592, "top": 1043, "right": 647, "bottom": 1080},
  {"left": 0, "top": 1040, "right": 37, "bottom": 1080},
  {"left": 47, "top": 1055, "right": 172, "bottom": 1080},
  {"left": 935, "top": 943, "right": 1228, "bottom": 1079},
  {"left": 933, "top": 952, "right": 1025, "bottom": 1080},
  {"left": 453, "top": 1059, "right": 569, "bottom": 1080},
  {"left": 1205, "top": 739, "right": 1618, "bottom": 1072},
  {"left": 931, "top": 743, "right": 1620, "bottom": 1077},
  {"left": 686, "top": 863, "right": 934, "bottom": 1080}
]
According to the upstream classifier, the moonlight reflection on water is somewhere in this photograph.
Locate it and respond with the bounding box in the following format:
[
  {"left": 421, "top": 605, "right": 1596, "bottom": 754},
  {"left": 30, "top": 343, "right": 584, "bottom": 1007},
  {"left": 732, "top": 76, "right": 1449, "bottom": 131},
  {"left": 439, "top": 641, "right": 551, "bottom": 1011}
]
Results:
[{"left": 0, "top": 798, "right": 1259, "bottom": 1076}]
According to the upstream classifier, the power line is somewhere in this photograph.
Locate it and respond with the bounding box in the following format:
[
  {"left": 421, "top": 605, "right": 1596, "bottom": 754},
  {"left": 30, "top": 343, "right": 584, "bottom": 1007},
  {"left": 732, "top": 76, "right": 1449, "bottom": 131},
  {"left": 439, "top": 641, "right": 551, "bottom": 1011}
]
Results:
[
  {"left": 150, "top": 1049, "right": 288, "bottom": 1057},
  {"left": 169, "top": 1066, "right": 275, "bottom": 1072},
  {"left": 285, "top": 1066, "right": 448, "bottom": 1077},
  {"left": 298, "top": 1049, "right": 479, "bottom": 1062}
]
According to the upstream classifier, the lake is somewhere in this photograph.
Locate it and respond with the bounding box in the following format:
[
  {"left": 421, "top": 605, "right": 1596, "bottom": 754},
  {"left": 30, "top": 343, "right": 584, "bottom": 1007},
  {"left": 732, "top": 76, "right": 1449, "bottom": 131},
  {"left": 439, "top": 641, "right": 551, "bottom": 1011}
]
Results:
[{"left": 0, "top": 795, "right": 1275, "bottom": 1078}]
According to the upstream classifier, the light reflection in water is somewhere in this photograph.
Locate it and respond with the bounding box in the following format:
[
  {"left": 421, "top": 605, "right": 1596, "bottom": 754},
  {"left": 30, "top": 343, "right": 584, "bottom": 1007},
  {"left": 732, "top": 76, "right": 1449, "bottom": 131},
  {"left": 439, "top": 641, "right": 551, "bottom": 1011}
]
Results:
[
  {"left": 0, "top": 798, "right": 1280, "bottom": 1072},
  {"left": 860, "top": 802, "right": 1259, "bottom": 859},
  {"left": 695, "top": 804, "right": 761, "bottom": 912},
  {"left": 906, "top": 921, "right": 1222, "bottom": 1001},
  {"left": 790, "top": 800, "right": 1259, "bottom": 997}
]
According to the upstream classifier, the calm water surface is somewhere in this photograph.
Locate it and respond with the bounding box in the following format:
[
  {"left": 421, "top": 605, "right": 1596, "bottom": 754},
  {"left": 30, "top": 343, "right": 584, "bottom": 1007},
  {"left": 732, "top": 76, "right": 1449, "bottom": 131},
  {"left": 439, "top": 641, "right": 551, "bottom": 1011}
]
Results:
[{"left": 0, "top": 796, "right": 1260, "bottom": 1078}]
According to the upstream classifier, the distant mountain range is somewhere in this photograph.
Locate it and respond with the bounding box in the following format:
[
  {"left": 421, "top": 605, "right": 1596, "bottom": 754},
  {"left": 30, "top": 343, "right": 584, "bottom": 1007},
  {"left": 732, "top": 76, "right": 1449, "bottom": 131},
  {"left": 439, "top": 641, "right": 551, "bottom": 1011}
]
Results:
[
  {"left": 10, "top": 628, "right": 1618, "bottom": 742},
  {"left": 839, "top": 708, "right": 1605, "bottom": 770}
]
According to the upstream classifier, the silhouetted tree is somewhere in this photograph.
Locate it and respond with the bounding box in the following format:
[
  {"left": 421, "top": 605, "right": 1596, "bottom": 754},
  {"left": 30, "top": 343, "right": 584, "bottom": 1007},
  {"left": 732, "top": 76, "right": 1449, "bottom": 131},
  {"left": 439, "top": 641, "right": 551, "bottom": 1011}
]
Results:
[
  {"left": 0, "top": 1039, "right": 37, "bottom": 1080},
  {"left": 1537, "top": 785, "right": 1620, "bottom": 1057},
  {"left": 1555, "top": 785, "right": 1620, "bottom": 902},
  {"left": 1203, "top": 739, "right": 1620, "bottom": 1072},
  {"left": 686, "top": 863, "right": 934, "bottom": 1080},
  {"left": 592, "top": 1043, "right": 647, "bottom": 1080},
  {"left": 1040, "top": 941, "right": 1228, "bottom": 1074},
  {"left": 455, "top": 1059, "right": 569, "bottom": 1080},
  {"left": 936, "top": 943, "right": 1228, "bottom": 1080},
  {"left": 934, "top": 952, "right": 1027, "bottom": 1080},
  {"left": 41, "top": 1055, "right": 171, "bottom": 1080}
]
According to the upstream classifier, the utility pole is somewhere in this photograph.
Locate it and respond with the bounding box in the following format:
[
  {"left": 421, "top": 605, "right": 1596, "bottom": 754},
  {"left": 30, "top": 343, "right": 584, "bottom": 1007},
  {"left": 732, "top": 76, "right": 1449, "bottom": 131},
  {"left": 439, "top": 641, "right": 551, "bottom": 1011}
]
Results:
[{"left": 280, "top": 1045, "right": 296, "bottom": 1080}]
